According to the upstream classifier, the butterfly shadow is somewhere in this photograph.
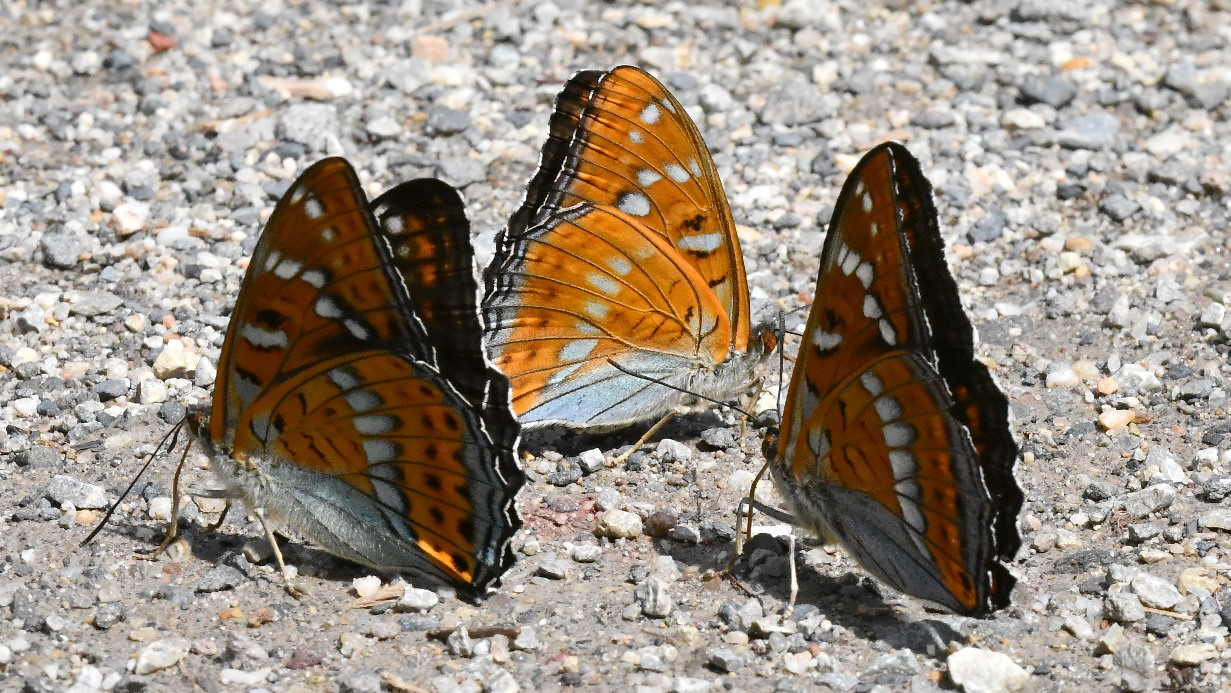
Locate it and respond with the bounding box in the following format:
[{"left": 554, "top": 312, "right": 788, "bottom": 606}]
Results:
[
  {"left": 660, "top": 532, "right": 968, "bottom": 654},
  {"left": 518, "top": 412, "right": 735, "bottom": 459}
]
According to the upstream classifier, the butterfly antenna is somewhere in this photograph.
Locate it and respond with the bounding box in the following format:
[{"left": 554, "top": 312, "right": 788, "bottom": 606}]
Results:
[
  {"left": 605, "top": 359, "right": 753, "bottom": 419},
  {"left": 79, "top": 418, "right": 186, "bottom": 547}
]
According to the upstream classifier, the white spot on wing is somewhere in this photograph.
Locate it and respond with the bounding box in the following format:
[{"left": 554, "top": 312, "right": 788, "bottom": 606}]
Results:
[
  {"left": 559, "top": 339, "right": 599, "bottom": 362},
  {"left": 855, "top": 261, "right": 874, "bottom": 289},
  {"left": 353, "top": 414, "right": 397, "bottom": 435},
  {"left": 315, "top": 296, "right": 342, "bottom": 319},
  {"left": 677, "top": 233, "right": 723, "bottom": 253},
  {"left": 637, "top": 169, "right": 662, "bottom": 187},
  {"left": 889, "top": 450, "right": 918, "bottom": 480},
  {"left": 813, "top": 329, "right": 842, "bottom": 351},
  {"left": 639, "top": 103, "right": 660, "bottom": 124},
  {"left": 618, "top": 192, "right": 651, "bottom": 217},
  {"left": 239, "top": 323, "right": 289, "bottom": 349},
  {"left": 301, "top": 270, "right": 327, "bottom": 288},
  {"left": 345, "top": 389, "right": 382, "bottom": 412},
  {"left": 863, "top": 295, "right": 882, "bottom": 319},
  {"left": 363, "top": 439, "right": 398, "bottom": 464},
  {"left": 303, "top": 196, "right": 324, "bottom": 219},
  {"left": 584, "top": 301, "right": 609, "bottom": 320},
  {"left": 860, "top": 371, "right": 884, "bottom": 396},
  {"left": 874, "top": 395, "right": 903, "bottom": 422},
  {"left": 879, "top": 319, "right": 897, "bottom": 345},
  {"left": 343, "top": 319, "right": 369, "bottom": 340},
  {"left": 840, "top": 246, "right": 860, "bottom": 276},
  {"left": 273, "top": 258, "right": 302, "bottom": 280},
  {"left": 607, "top": 257, "right": 633, "bottom": 276},
  {"left": 587, "top": 273, "right": 620, "bottom": 296},
  {"left": 664, "top": 163, "right": 689, "bottom": 183},
  {"left": 328, "top": 367, "right": 360, "bottom": 390},
  {"left": 882, "top": 422, "right": 917, "bottom": 448}
]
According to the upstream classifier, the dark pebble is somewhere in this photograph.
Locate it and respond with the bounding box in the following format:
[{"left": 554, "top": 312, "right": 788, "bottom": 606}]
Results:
[
  {"left": 195, "top": 565, "right": 245, "bottom": 592},
  {"left": 16, "top": 445, "right": 65, "bottom": 469}
]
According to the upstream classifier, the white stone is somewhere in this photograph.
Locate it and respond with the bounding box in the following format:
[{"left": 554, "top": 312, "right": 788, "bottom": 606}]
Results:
[
  {"left": 351, "top": 575, "right": 382, "bottom": 598},
  {"left": 133, "top": 637, "right": 190, "bottom": 675},
  {"left": 947, "top": 647, "right": 1028, "bottom": 693},
  {"left": 395, "top": 587, "right": 439, "bottom": 612},
  {"left": 1130, "top": 572, "right": 1182, "bottom": 609},
  {"left": 596, "top": 509, "right": 643, "bottom": 539}
]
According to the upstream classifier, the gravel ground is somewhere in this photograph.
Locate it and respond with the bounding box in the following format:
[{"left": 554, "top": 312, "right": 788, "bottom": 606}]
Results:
[{"left": 3, "top": 0, "right": 1231, "bottom": 691}]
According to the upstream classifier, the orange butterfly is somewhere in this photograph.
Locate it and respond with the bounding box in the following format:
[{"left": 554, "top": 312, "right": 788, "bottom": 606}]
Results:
[
  {"left": 187, "top": 158, "right": 524, "bottom": 596},
  {"left": 483, "top": 66, "right": 773, "bottom": 436},
  {"left": 764, "top": 142, "right": 1021, "bottom": 616}
]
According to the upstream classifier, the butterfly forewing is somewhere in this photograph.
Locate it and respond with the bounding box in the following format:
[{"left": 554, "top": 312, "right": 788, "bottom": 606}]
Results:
[
  {"left": 205, "top": 158, "right": 523, "bottom": 594},
  {"left": 213, "top": 158, "right": 429, "bottom": 447},
  {"left": 771, "top": 142, "right": 1020, "bottom": 616},
  {"left": 484, "top": 65, "right": 766, "bottom": 428}
]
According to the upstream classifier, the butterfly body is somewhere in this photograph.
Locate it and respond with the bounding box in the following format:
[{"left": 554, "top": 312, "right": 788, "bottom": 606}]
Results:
[
  {"left": 767, "top": 142, "right": 1021, "bottom": 617},
  {"left": 194, "top": 158, "right": 523, "bottom": 595},
  {"left": 484, "top": 66, "right": 772, "bottom": 429}
]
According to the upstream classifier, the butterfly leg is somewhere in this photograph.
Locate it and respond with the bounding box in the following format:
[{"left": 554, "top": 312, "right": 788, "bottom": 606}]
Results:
[
  {"left": 610, "top": 411, "right": 677, "bottom": 465},
  {"left": 253, "top": 508, "right": 308, "bottom": 599}
]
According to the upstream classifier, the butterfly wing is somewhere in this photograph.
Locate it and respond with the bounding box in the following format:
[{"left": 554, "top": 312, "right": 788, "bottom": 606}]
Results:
[
  {"left": 207, "top": 160, "right": 522, "bottom": 593},
  {"left": 484, "top": 65, "right": 760, "bottom": 427},
  {"left": 771, "top": 142, "right": 1020, "bottom": 616}
]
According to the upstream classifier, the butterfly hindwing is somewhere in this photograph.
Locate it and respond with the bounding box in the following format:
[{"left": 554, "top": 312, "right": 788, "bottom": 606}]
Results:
[{"left": 772, "top": 142, "right": 1020, "bottom": 616}]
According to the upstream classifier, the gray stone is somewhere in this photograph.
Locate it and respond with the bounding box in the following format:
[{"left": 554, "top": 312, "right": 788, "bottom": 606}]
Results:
[
  {"left": 1199, "top": 509, "right": 1231, "bottom": 531},
  {"left": 1105, "top": 592, "right": 1147, "bottom": 623},
  {"left": 635, "top": 577, "right": 673, "bottom": 618},
  {"left": 437, "top": 157, "right": 486, "bottom": 188},
  {"left": 577, "top": 448, "right": 605, "bottom": 474},
  {"left": 195, "top": 565, "right": 244, "bottom": 592},
  {"left": 706, "top": 648, "right": 749, "bottom": 673},
  {"left": 39, "top": 231, "right": 85, "bottom": 269},
  {"left": 278, "top": 103, "right": 339, "bottom": 145},
  {"left": 1020, "top": 77, "right": 1077, "bottom": 108},
  {"left": 395, "top": 587, "right": 439, "bottom": 612},
  {"left": 1100, "top": 195, "right": 1140, "bottom": 222},
  {"left": 1130, "top": 573, "right": 1181, "bottom": 609},
  {"left": 426, "top": 106, "right": 471, "bottom": 136},
  {"left": 1057, "top": 112, "right": 1120, "bottom": 150},
  {"left": 17, "top": 446, "right": 64, "bottom": 469},
  {"left": 47, "top": 475, "right": 107, "bottom": 509},
  {"left": 655, "top": 438, "right": 692, "bottom": 463}
]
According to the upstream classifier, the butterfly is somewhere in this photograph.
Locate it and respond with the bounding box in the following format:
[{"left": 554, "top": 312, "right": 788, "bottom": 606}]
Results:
[
  {"left": 184, "top": 157, "right": 524, "bottom": 597},
  {"left": 763, "top": 142, "right": 1022, "bottom": 617},
  {"left": 483, "top": 65, "right": 774, "bottom": 436}
]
